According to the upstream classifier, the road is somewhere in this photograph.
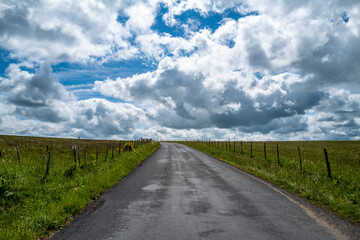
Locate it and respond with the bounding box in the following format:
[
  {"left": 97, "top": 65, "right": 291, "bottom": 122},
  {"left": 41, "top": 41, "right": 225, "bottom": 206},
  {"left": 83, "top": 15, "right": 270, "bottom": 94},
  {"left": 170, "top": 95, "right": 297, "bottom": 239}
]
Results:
[{"left": 51, "top": 142, "right": 358, "bottom": 240}]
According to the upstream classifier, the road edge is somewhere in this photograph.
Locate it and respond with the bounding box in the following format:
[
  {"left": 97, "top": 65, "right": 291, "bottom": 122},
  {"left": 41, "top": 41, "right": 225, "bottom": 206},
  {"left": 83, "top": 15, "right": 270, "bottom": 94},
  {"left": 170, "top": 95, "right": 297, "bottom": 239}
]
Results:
[{"left": 46, "top": 142, "right": 161, "bottom": 239}]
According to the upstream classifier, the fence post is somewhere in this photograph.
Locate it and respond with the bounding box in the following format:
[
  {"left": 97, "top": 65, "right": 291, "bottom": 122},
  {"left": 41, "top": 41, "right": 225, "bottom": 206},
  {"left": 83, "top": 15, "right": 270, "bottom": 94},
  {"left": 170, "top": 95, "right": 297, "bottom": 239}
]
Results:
[
  {"left": 324, "top": 148, "right": 332, "bottom": 179},
  {"left": 45, "top": 150, "right": 50, "bottom": 177},
  {"left": 241, "top": 141, "right": 243, "bottom": 154},
  {"left": 112, "top": 143, "right": 114, "bottom": 159},
  {"left": 78, "top": 137, "right": 80, "bottom": 165},
  {"left": 234, "top": 141, "right": 235, "bottom": 152},
  {"left": 229, "top": 141, "right": 231, "bottom": 151},
  {"left": 84, "top": 146, "right": 87, "bottom": 167},
  {"left": 250, "top": 142, "right": 253, "bottom": 158},
  {"left": 118, "top": 142, "right": 121, "bottom": 154},
  {"left": 298, "top": 147, "right": 302, "bottom": 171},
  {"left": 0, "top": 149, "right": 2, "bottom": 158},
  {"left": 16, "top": 145, "right": 21, "bottom": 165},
  {"left": 96, "top": 143, "right": 99, "bottom": 161},
  {"left": 277, "top": 144, "right": 280, "bottom": 165},
  {"left": 73, "top": 148, "right": 76, "bottom": 165},
  {"left": 264, "top": 143, "right": 267, "bottom": 161},
  {"left": 105, "top": 145, "right": 108, "bottom": 162}
]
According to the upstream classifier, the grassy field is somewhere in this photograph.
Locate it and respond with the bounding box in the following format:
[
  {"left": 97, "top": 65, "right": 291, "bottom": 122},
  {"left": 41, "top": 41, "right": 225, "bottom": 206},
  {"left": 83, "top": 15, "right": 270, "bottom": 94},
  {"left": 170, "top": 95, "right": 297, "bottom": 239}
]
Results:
[
  {"left": 179, "top": 140, "right": 360, "bottom": 224},
  {"left": 0, "top": 135, "right": 159, "bottom": 239}
]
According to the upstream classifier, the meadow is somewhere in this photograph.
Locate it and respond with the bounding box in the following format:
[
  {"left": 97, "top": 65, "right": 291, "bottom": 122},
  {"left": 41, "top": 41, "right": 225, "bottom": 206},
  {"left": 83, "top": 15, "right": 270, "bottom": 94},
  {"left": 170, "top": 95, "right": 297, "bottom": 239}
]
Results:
[
  {"left": 0, "top": 135, "right": 159, "bottom": 239},
  {"left": 180, "top": 140, "right": 360, "bottom": 224}
]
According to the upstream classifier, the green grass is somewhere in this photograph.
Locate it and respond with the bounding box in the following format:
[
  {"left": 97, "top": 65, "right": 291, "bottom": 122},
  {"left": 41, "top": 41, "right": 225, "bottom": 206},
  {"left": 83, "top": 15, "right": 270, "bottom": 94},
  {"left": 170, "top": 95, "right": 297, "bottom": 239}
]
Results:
[
  {"left": 0, "top": 135, "right": 159, "bottom": 239},
  {"left": 179, "top": 140, "right": 360, "bottom": 224}
]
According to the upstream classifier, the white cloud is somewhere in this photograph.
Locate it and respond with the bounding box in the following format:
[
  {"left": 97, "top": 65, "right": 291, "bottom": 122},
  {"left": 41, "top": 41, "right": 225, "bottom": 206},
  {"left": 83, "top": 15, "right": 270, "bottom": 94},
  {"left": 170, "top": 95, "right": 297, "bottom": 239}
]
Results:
[
  {"left": 0, "top": 0, "right": 142, "bottom": 63},
  {"left": 125, "top": 2, "right": 156, "bottom": 34},
  {"left": 69, "top": 98, "right": 146, "bottom": 137},
  {"left": 92, "top": 0, "right": 360, "bottom": 139},
  {"left": 0, "top": 64, "right": 146, "bottom": 138},
  {"left": 1, "top": 0, "right": 360, "bottom": 140}
]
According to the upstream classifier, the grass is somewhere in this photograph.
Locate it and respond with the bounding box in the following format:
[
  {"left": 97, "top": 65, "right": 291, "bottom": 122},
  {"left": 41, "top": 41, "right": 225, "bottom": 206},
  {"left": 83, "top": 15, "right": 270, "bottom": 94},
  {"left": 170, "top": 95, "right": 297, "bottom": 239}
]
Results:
[
  {"left": 179, "top": 140, "right": 360, "bottom": 224},
  {"left": 0, "top": 135, "right": 159, "bottom": 239}
]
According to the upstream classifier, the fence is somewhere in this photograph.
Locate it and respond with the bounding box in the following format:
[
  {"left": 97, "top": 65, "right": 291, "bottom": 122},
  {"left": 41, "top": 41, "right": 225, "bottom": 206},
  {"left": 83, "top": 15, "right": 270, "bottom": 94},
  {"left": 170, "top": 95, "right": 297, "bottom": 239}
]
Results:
[
  {"left": 0, "top": 136, "right": 152, "bottom": 179},
  {"left": 184, "top": 140, "right": 360, "bottom": 181}
]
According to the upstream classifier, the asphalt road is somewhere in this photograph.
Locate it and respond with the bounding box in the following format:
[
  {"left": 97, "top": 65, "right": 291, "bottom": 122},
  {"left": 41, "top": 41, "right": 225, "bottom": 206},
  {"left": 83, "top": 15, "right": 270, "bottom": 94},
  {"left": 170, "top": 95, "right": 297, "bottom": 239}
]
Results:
[{"left": 51, "top": 142, "right": 359, "bottom": 240}]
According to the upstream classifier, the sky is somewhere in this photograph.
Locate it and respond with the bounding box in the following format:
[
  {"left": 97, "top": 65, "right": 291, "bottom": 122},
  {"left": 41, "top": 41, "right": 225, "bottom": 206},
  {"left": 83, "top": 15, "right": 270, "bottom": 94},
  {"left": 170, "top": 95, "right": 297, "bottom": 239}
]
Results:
[{"left": 0, "top": 0, "right": 360, "bottom": 141}]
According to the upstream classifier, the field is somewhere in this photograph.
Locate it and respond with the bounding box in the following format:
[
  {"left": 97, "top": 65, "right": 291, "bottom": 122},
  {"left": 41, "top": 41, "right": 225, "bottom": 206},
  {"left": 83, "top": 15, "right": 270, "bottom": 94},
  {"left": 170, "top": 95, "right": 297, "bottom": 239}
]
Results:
[
  {"left": 180, "top": 140, "right": 360, "bottom": 224},
  {"left": 0, "top": 135, "right": 159, "bottom": 239}
]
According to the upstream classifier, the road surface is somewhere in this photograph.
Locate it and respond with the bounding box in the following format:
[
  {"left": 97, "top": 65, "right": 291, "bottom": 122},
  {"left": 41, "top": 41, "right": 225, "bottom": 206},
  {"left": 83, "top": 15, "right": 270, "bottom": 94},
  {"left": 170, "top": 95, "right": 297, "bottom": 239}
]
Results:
[{"left": 51, "top": 142, "right": 358, "bottom": 240}]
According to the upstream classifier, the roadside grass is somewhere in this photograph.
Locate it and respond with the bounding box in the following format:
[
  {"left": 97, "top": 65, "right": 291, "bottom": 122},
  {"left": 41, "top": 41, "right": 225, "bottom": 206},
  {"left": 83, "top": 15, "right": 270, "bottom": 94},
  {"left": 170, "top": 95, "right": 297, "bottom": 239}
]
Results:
[
  {"left": 0, "top": 135, "right": 159, "bottom": 239},
  {"left": 179, "top": 141, "right": 360, "bottom": 224}
]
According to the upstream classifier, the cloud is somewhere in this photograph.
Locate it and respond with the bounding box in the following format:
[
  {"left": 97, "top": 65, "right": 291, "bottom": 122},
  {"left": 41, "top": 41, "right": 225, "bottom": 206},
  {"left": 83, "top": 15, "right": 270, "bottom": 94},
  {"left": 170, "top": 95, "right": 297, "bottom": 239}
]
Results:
[
  {"left": 94, "top": 67, "right": 324, "bottom": 131},
  {"left": 0, "top": 64, "right": 145, "bottom": 138},
  {"left": 306, "top": 88, "right": 360, "bottom": 139},
  {"left": 1, "top": 63, "right": 69, "bottom": 106},
  {"left": 1, "top": 0, "right": 360, "bottom": 140},
  {"left": 0, "top": 0, "right": 138, "bottom": 63},
  {"left": 69, "top": 98, "right": 145, "bottom": 137},
  {"left": 0, "top": 63, "right": 72, "bottom": 123},
  {"left": 92, "top": 0, "right": 360, "bottom": 139}
]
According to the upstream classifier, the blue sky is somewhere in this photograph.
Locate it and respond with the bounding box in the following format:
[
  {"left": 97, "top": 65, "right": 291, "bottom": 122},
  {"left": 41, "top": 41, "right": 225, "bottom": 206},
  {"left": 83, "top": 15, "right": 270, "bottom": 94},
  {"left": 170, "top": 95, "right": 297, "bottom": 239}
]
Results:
[{"left": 0, "top": 0, "right": 360, "bottom": 140}]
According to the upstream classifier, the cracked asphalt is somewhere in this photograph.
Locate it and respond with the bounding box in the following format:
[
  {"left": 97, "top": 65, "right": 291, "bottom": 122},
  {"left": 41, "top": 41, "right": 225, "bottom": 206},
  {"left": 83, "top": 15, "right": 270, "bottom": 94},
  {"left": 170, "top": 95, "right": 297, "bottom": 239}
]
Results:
[{"left": 50, "top": 142, "right": 359, "bottom": 240}]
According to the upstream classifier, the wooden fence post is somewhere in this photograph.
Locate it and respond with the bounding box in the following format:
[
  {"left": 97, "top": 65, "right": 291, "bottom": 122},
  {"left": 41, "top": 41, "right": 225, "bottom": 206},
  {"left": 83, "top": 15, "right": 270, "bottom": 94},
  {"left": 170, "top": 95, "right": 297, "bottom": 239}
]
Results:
[
  {"left": 324, "top": 148, "right": 332, "bottom": 179},
  {"left": 277, "top": 144, "right": 280, "bottom": 165},
  {"left": 112, "top": 143, "right": 114, "bottom": 159},
  {"left": 96, "top": 143, "right": 99, "bottom": 161},
  {"left": 78, "top": 137, "right": 80, "bottom": 165},
  {"left": 241, "top": 141, "right": 243, "bottom": 154},
  {"left": 118, "top": 142, "right": 121, "bottom": 154},
  {"left": 0, "top": 149, "right": 2, "bottom": 158},
  {"left": 16, "top": 145, "right": 20, "bottom": 165},
  {"left": 264, "top": 143, "right": 267, "bottom": 161},
  {"left": 45, "top": 150, "right": 50, "bottom": 177},
  {"left": 298, "top": 147, "right": 302, "bottom": 171},
  {"left": 73, "top": 148, "right": 76, "bottom": 165},
  {"left": 84, "top": 146, "right": 87, "bottom": 167},
  {"left": 250, "top": 142, "right": 253, "bottom": 158},
  {"left": 105, "top": 145, "right": 108, "bottom": 162},
  {"left": 234, "top": 141, "right": 235, "bottom": 152}
]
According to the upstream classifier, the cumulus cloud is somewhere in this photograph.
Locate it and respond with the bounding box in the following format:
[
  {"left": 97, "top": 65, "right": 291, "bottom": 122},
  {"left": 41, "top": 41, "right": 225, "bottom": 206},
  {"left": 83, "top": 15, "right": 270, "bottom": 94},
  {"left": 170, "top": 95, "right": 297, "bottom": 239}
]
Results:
[
  {"left": 69, "top": 98, "right": 145, "bottom": 137},
  {"left": 1, "top": 0, "right": 360, "bottom": 140},
  {"left": 94, "top": 66, "right": 324, "bottom": 132},
  {"left": 0, "top": 64, "right": 145, "bottom": 138},
  {"left": 92, "top": 0, "right": 360, "bottom": 139},
  {"left": 0, "top": 0, "right": 139, "bottom": 63},
  {"left": 0, "top": 63, "right": 69, "bottom": 106},
  {"left": 0, "top": 63, "right": 72, "bottom": 123}
]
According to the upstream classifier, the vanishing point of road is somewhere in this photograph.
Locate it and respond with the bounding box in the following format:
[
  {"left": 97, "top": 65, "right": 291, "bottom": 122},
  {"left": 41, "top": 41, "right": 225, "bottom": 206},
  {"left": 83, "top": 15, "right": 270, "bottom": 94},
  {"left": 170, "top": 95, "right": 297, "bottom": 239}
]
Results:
[{"left": 51, "top": 142, "right": 359, "bottom": 240}]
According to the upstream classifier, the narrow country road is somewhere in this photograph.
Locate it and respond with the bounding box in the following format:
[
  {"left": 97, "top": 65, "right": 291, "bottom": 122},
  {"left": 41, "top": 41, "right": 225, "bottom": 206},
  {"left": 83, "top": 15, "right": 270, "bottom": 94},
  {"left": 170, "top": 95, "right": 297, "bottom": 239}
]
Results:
[{"left": 50, "top": 142, "right": 358, "bottom": 240}]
